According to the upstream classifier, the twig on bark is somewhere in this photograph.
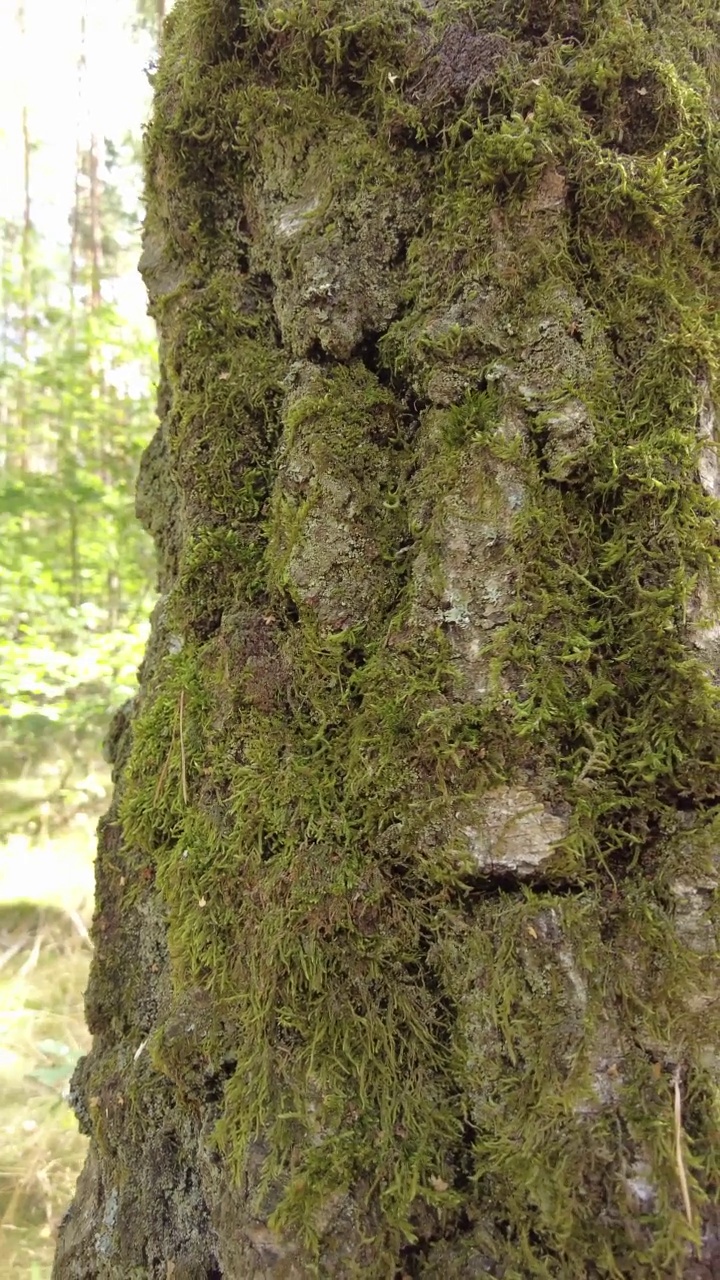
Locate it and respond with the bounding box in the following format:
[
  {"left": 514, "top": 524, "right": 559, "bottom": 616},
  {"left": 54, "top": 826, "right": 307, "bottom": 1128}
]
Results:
[
  {"left": 673, "top": 1065, "right": 693, "bottom": 1228},
  {"left": 179, "top": 689, "right": 188, "bottom": 805},
  {"left": 154, "top": 719, "right": 176, "bottom": 803}
]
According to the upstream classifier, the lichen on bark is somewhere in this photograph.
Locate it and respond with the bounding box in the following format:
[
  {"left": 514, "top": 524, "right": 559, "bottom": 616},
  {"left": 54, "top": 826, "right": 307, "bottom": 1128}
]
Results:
[{"left": 55, "top": 1, "right": 720, "bottom": 1277}]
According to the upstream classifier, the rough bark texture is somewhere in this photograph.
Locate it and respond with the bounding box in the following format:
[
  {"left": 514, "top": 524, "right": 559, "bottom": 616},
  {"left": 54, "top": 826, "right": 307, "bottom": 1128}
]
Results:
[{"left": 54, "top": 2, "right": 720, "bottom": 1277}]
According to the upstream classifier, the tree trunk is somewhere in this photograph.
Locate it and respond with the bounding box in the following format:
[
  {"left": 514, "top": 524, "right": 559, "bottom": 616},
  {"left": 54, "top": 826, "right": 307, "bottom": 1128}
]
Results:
[
  {"left": 88, "top": 134, "right": 103, "bottom": 313},
  {"left": 54, "top": 2, "right": 720, "bottom": 1277},
  {"left": 15, "top": 0, "right": 32, "bottom": 472}
]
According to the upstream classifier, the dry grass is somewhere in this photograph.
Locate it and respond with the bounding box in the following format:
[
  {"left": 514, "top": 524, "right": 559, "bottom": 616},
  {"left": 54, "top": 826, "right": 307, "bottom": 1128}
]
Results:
[{"left": 0, "top": 816, "right": 97, "bottom": 1279}]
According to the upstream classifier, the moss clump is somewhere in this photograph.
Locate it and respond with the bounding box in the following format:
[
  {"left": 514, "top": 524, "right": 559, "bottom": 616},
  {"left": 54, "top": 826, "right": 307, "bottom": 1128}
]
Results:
[
  {"left": 106, "top": 0, "right": 720, "bottom": 1273},
  {"left": 265, "top": 362, "right": 416, "bottom": 633}
]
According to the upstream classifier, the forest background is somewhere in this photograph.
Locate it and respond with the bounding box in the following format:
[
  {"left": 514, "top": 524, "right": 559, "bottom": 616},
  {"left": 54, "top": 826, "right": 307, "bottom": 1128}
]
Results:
[{"left": 0, "top": 2, "right": 169, "bottom": 1274}]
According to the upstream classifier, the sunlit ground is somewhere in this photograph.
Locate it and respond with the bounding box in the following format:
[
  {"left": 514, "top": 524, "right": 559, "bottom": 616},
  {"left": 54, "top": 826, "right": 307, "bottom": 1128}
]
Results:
[{"left": 0, "top": 777, "right": 103, "bottom": 1279}]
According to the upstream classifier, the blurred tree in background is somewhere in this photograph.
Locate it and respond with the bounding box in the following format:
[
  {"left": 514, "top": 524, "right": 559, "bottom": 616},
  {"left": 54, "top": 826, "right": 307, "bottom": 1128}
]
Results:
[
  {"left": 0, "top": 5, "right": 168, "bottom": 1274},
  {"left": 0, "top": 0, "right": 158, "bottom": 832},
  {"left": 134, "top": 0, "right": 166, "bottom": 43}
]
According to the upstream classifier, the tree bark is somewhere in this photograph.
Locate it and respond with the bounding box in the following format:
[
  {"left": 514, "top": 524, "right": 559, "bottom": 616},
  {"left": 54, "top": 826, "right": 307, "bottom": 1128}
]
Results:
[{"left": 54, "top": 2, "right": 720, "bottom": 1277}]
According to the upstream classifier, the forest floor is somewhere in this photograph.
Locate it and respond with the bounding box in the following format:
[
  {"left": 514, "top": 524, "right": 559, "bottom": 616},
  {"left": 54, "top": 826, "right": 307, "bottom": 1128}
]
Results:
[{"left": 0, "top": 774, "right": 103, "bottom": 1278}]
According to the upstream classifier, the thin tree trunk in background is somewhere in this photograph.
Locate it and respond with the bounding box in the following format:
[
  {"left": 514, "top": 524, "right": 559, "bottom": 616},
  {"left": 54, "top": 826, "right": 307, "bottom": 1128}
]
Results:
[
  {"left": 69, "top": 5, "right": 87, "bottom": 322},
  {"left": 14, "top": 0, "right": 31, "bottom": 472},
  {"left": 84, "top": 133, "right": 117, "bottom": 616},
  {"left": 86, "top": 132, "right": 112, "bottom": 498},
  {"left": 54, "top": 3, "right": 720, "bottom": 1277},
  {"left": 20, "top": 103, "right": 31, "bottom": 360},
  {"left": 69, "top": 143, "right": 82, "bottom": 320},
  {"left": 87, "top": 135, "right": 102, "bottom": 313},
  {"left": 64, "top": 4, "right": 89, "bottom": 613},
  {"left": 72, "top": 5, "right": 111, "bottom": 607},
  {"left": 68, "top": 505, "right": 80, "bottom": 609},
  {"left": 66, "top": 138, "right": 84, "bottom": 609},
  {"left": 0, "top": 226, "right": 11, "bottom": 467},
  {"left": 106, "top": 568, "right": 120, "bottom": 630}
]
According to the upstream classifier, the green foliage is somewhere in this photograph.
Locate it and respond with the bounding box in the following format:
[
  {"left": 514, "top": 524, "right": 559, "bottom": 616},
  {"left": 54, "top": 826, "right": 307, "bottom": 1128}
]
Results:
[{"left": 0, "top": 220, "right": 156, "bottom": 801}]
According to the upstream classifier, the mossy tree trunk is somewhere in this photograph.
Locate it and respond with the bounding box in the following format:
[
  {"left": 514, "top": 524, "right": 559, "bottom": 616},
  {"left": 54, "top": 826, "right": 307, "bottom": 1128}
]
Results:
[{"left": 54, "top": 2, "right": 720, "bottom": 1277}]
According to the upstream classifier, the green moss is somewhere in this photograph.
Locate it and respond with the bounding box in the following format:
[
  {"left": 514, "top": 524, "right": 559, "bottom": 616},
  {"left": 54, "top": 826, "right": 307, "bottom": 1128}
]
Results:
[
  {"left": 116, "top": 0, "right": 720, "bottom": 1270},
  {"left": 265, "top": 363, "right": 414, "bottom": 631},
  {"left": 438, "top": 874, "right": 720, "bottom": 1275},
  {"left": 160, "top": 275, "right": 285, "bottom": 514}
]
